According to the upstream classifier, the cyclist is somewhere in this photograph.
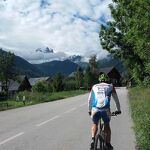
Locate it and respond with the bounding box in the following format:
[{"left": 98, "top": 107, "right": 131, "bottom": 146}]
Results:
[{"left": 88, "top": 73, "right": 121, "bottom": 150}]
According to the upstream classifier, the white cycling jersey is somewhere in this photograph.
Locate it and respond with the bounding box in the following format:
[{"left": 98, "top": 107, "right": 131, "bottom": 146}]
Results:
[{"left": 88, "top": 82, "right": 121, "bottom": 112}]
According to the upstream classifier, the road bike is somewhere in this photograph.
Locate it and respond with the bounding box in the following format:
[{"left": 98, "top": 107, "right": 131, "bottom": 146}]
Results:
[{"left": 93, "top": 112, "right": 117, "bottom": 150}]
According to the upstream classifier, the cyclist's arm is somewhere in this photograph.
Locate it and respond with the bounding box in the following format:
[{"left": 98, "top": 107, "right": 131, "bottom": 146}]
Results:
[
  {"left": 88, "top": 89, "right": 93, "bottom": 112},
  {"left": 112, "top": 86, "right": 121, "bottom": 112}
]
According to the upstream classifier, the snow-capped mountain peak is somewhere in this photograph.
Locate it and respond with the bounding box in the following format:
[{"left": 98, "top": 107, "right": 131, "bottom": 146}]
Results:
[
  {"left": 67, "top": 55, "right": 82, "bottom": 63},
  {"left": 35, "top": 47, "right": 54, "bottom": 53}
]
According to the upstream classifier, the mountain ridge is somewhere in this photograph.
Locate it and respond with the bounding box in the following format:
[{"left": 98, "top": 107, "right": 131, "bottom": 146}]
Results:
[
  {"left": 33, "top": 59, "right": 78, "bottom": 76},
  {"left": 0, "top": 49, "right": 79, "bottom": 77},
  {"left": 0, "top": 49, "right": 126, "bottom": 78}
]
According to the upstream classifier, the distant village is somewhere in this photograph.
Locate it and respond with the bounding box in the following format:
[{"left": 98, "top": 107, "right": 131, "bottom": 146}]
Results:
[{"left": 0, "top": 65, "right": 123, "bottom": 96}]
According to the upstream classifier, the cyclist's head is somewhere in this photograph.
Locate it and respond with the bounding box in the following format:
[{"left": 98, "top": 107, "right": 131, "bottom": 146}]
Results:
[{"left": 98, "top": 73, "right": 109, "bottom": 82}]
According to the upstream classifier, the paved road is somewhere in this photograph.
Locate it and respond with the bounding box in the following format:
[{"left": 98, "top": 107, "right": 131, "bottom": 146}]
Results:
[{"left": 0, "top": 87, "right": 136, "bottom": 150}]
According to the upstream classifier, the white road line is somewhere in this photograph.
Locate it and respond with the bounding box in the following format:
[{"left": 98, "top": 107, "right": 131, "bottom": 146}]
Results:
[
  {"left": 36, "top": 115, "right": 60, "bottom": 127},
  {"left": 36, "top": 105, "right": 84, "bottom": 127},
  {"left": 63, "top": 107, "right": 77, "bottom": 114},
  {"left": 0, "top": 132, "right": 24, "bottom": 146},
  {"left": 79, "top": 103, "right": 86, "bottom": 107}
]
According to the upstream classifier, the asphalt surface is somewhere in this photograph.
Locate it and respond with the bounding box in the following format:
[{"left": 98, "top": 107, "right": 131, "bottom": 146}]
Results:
[{"left": 0, "top": 87, "right": 136, "bottom": 150}]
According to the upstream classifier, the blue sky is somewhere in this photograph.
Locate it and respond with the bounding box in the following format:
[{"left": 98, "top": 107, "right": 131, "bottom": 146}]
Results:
[{"left": 0, "top": 0, "right": 112, "bottom": 63}]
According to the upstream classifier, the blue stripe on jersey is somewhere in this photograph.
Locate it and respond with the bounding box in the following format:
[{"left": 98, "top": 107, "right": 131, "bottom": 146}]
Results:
[{"left": 92, "top": 91, "right": 96, "bottom": 107}]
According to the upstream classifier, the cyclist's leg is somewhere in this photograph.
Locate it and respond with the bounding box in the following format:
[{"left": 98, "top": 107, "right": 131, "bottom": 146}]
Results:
[
  {"left": 90, "top": 108, "right": 100, "bottom": 149},
  {"left": 104, "top": 124, "right": 113, "bottom": 149},
  {"left": 104, "top": 123, "right": 111, "bottom": 144},
  {"left": 91, "top": 108, "right": 100, "bottom": 138},
  {"left": 91, "top": 123, "right": 97, "bottom": 139},
  {"left": 90, "top": 123, "right": 97, "bottom": 149},
  {"left": 101, "top": 110, "right": 113, "bottom": 149}
]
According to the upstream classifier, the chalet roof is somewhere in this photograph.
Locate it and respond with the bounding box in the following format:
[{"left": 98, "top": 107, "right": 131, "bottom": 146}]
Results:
[
  {"left": 0, "top": 77, "right": 31, "bottom": 92},
  {"left": 68, "top": 72, "right": 76, "bottom": 77},
  {"left": 17, "top": 75, "right": 28, "bottom": 83},
  {"left": 8, "top": 79, "right": 20, "bottom": 91},
  {"left": 0, "top": 80, "right": 20, "bottom": 91},
  {"left": 19, "top": 75, "right": 26, "bottom": 79},
  {"left": 99, "top": 66, "right": 115, "bottom": 74},
  {"left": 29, "top": 77, "right": 50, "bottom": 86}
]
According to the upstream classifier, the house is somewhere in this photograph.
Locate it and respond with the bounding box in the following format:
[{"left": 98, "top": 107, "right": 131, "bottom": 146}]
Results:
[
  {"left": 0, "top": 80, "right": 19, "bottom": 94},
  {"left": 99, "top": 66, "right": 121, "bottom": 86},
  {"left": 29, "top": 77, "right": 51, "bottom": 86},
  {"left": 8, "top": 79, "right": 20, "bottom": 94},
  {"left": 0, "top": 76, "right": 31, "bottom": 95},
  {"left": 17, "top": 76, "right": 32, "bottom": 91}
]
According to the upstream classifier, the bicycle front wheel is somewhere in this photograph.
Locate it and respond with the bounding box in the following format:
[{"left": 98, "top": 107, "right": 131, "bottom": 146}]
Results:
[{"left": 94, "top": 134, "right": 105, "bottom": 150}]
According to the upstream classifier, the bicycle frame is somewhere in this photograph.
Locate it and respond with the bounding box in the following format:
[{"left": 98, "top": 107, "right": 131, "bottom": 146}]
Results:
[
  {"left": 99, "top": 117, "right": 104, "bottom": 134},
  {"left": 94, "top": 113, "right": 116, "bottom": 150},
  {"left": 93, "top": 117, "right": 105, "bottom": 150}
]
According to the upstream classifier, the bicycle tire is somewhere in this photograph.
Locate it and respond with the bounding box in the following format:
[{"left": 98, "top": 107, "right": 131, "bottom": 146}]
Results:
[{"left": 94, "top": 134, "right": 105, "bottom": 150}]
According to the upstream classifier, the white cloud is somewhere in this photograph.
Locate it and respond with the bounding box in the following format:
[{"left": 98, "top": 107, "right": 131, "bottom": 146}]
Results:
[
  {"left": 0, "top": 0, "right": 112, "bottom": 63},
  {"left": 21, "top": 51, "right": 68, "bottom": 64}
]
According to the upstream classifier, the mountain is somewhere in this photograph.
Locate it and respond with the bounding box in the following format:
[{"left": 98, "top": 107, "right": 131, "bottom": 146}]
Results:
[
  {"left": 76, "top": 54, "right": 126, "bottom": 75},
  {"left": 33, "top": 60, "right": 78, "bottom": 76},
  {"left": 97, "top": 54, "right": 127, "bottom": 75},
  {"left": 66, "top": 55, "right": 82, "bottom": 63},
  {"left": 76, "top": 61, "right": 89, "bottom": 69},
  {"left": 0, "top": 49, "right": 79, "bottom": 77},
  {"left": 13, "top": 55, "right": 46, "bottom": 77},
  {"left": 0, "top": 48, "right": 126, "bottom": 78},
  {"left": 65, "top": 55, "right": 90, "bottom": 70},
  {"left": 35, "top": 47, "right": 54, "bottom": 53}
]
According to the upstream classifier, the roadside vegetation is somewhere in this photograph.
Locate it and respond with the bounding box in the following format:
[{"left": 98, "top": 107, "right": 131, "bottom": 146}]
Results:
[
  {"left": 99, "top": 0, "right": 150, "bottom": 149},
  {"left": 0, "top": 90, "right": 87, "bottom": 111},
  {"left": 129, "top": 88, "right": 150, "bottom": 150}
]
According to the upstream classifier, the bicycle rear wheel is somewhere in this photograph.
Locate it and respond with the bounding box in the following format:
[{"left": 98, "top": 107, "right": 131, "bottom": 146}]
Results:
[{"left": 94, "top": 134, "right": 105, "bottom": 150}]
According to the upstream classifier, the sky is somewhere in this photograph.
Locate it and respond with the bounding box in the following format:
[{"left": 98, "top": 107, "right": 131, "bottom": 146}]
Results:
[{"left": 0, "top": 0, "right": 112, "bottom": 64}]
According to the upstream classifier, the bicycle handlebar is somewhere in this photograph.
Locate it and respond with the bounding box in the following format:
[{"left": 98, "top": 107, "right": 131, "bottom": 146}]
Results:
[
  {"left": 88, "top": 110, "right": 121, "bottom": 116},
  {"left": 109, "top": 113, "right": 117, "bottom": 116},
  {"left": 111, "top": 111, "right": 121, "bottom": 116}
]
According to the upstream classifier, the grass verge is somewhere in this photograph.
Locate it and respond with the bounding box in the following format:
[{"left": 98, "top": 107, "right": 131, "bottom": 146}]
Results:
[
  {"left": 0, "top": 90, "right": 88, "bottom": 111},
  {"left": 129, "top": 88, "right": 150, "bottom": 150}
]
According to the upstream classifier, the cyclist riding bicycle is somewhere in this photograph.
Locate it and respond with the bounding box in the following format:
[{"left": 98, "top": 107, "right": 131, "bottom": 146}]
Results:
[{"left": 88, "top": 73, "right": 121, "bottom": 150}]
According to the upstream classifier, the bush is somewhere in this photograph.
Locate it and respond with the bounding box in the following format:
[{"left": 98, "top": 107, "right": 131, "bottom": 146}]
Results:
[
  {"left": 143, "top": 77, "right": 150, "bottom": 87},
  {"left": 32, "top": 81, "right": 48, "bottom": 93},
  {"left": 16, "top": 91, "right": 50, "bottom": 103},
  {"left": 0, "top": 91, "right": 7, "bottom": 101},
  {"left": 64, "top": 80, "right": 78, "bottom": 91}
]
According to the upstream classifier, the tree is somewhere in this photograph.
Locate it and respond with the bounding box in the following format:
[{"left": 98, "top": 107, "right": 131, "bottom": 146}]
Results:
[
  {"left": 88, "top": 55, "right": 99, "bottom": 84},
  {"left": 64, "top": 78, "right": 77, "bottom": 91},
  {"left": 83, "top": 65, "right": 93, "bottom": 90},
  {"left": 89, "top": 55, "right": 97, "bottom": 74},
  {"left": 52, "top": 73, "right": 64, "bottom": 92},
  {"left": 75, "top": 67, "right": 84, "bottom": 89},
  {"left": 0, "top": 49, "right": 14, "bottom": 94},
  {"left": 99, "top": 0, "right": 150, "bottom": 85}
]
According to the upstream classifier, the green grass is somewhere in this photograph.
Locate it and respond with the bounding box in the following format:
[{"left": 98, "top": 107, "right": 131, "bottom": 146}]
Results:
[
  {"left": 0, "top": 90, "right": 88, "bottom": 111},
  {"left": 129, "top": 88, "right": 150, "bottom": 150}
]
